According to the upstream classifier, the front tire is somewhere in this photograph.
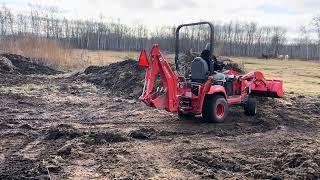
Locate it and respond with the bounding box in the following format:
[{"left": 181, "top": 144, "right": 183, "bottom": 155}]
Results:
[
  {"left": 202, "top": 95, "right": 229, "bottom": 123},
  {"left": 244, "top": 96, "right": 257, "bottom": 116}
]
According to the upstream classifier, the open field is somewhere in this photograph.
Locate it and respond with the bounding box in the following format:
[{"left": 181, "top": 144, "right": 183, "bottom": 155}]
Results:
[
  {"left": 0, "top": 52, "right": 320, "bottom": 179},
  {"left": 232, "top": 57, "right": 320, "bottom": 95},
  {"left": 71, "top": 49, "right": 140, "bottom": 67}
]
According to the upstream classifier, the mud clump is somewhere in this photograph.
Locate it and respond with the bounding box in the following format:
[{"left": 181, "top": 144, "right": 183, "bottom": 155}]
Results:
[
  {"left": 45, "top": 124, "right": 83, "bottom": 140},
  {"left": 57, "top": 144, "right": 72, "bottom": 156},
  {"left": 0, "top": 123, "right": 12, "bottom": 130},
  {"left": 19, "top": 124, "right": 35, "bottom": 130},
  {"left": 129, "top": 128, "right": 156, "bottom": 140},
  {"left": 81, "top": 59, "right": 145, "bottom": 98},
  {"left": 0, "top": 155, "right": 49, "bottom": 179},
  {"left": 84, "top": 131, "right": 128, "bottom": 145},
  {"left": 0, "top": 53, "right": 59, "bottom": 75},
  {"left": 0, "top": 56, "right": 16, "bottom": 73}
]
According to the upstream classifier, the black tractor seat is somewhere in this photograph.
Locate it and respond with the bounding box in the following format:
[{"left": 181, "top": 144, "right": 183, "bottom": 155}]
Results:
[{"left": 191, "top": 57, "right": 209, "bottom": 83}]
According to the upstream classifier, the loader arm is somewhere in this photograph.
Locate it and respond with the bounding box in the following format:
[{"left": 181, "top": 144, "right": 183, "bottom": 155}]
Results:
[{"left": 140, "top": 44, "right": 179, "bottom": 112}]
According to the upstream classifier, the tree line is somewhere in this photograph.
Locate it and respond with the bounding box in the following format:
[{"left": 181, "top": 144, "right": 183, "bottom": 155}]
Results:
[{"left": 0, "top": 5, "right": 320, "bottom": 60}]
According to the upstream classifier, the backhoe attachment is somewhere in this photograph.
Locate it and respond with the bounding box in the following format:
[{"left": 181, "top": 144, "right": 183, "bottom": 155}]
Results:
[{"left": 139, "top": 44, "right": 179, "bottom": 112}]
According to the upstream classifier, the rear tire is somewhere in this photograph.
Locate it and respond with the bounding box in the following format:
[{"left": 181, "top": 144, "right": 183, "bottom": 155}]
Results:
[
  {"left": 202, "top": 95, "right": 228, "bottom": 123},
  {"left": 244, "top": 96, "right": 257, "bottom": 116}
]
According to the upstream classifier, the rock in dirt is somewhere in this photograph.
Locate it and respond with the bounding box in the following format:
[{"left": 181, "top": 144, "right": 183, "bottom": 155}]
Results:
[
  {"left": 47, "top": 164, "right": 61, "bottom": 173},
  {"left": 43, "top": 158, "right": 62, "bottom": 173},
  {"left": 0, "top": 53, "right": 59, "bottom": 75},
  {"left": 80, "top": 59, "right": 145, "bottom": 98},
  {"left": 129, "top": 128, "right": 156, "bottom": 140}
]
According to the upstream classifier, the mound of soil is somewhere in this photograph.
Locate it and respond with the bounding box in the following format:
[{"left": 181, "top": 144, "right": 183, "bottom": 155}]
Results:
[
  {"left": 0, "top": 53, "right": 59, "bottom": 75},
  {"left": 80, "top": 59, "right": 145, "bottom": 98}
]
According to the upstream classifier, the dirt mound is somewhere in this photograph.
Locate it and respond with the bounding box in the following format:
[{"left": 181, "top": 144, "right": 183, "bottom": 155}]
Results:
[
  {"left": 0, "top": 155, "right": 49, "bottom": 179},
  {"left": 0, "top": 53, "right": 59, "bottom": 75},
  {"left": 80, "top": 59, "right": 145, "bottom": 98}
]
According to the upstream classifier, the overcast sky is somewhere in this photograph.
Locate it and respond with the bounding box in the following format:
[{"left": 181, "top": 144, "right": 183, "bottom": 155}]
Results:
[{"left": 3, "top": 0, "right": 320, "bottom": 39}]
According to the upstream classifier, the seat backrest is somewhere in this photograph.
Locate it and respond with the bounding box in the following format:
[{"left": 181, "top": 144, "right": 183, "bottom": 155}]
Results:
[{"left": 191, "top": 57, "right": 209, "bottom": 83}]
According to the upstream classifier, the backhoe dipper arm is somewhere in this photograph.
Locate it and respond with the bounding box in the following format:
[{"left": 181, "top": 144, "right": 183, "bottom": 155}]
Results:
[{"left": 140, "top": 44, "right": 179, "bottom": 112}]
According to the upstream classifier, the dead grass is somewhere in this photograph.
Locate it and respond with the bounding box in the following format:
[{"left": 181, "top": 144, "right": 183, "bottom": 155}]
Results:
[
  {"left": 0, "top": 37, "right": 87, "bottom": 70},
  {"left": 232, "top": 57, "right": 320, "bottom": 95},
  {"left": 72, "top": 49, "right": 139, "bottom": 66},
  {"left": 0, "top": 37, "right": 139, "bottom": 71}
]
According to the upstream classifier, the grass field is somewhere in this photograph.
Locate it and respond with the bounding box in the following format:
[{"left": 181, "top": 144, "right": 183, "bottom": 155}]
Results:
[
  {"left": 232, "top": 57, "right": 320, "bottom": 95},
  {"left": 72, "top": 49, "right": 139, "bottom": 66}
]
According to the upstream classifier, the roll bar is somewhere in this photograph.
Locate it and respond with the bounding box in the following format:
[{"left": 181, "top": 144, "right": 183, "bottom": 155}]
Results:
[{"left": 174, "top": 22, "right": 214, "bottom": 72}]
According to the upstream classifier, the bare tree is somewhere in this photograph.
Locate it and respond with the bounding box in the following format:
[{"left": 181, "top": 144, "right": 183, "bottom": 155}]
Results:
[
  {"left": 0, "top": 3, "right": 318, "bottom": 60},
  {"left": 299, "top": 26, "right": 311, "bottom": 60},
  {"left": 271, "top": 27, "right": 286, "bottom": 58},
  {"left": 312, "top": 15, "right": 320, "bottom": 60}
]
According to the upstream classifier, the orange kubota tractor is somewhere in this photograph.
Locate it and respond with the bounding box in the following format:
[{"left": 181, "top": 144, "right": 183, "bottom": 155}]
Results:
[{"left": 138, "top": 22, "right": 283, "bottom": 123}]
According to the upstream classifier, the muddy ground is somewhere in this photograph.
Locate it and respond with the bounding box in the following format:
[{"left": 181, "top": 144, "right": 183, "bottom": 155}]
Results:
[{"left": 1, "top": 60, "right": 320, "bottom": 179}]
